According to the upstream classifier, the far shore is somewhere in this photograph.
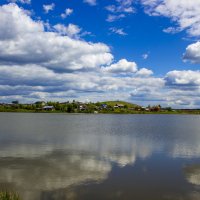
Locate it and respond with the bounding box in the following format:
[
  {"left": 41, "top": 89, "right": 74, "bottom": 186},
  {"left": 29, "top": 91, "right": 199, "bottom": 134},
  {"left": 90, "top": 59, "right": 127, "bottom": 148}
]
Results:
[
  {"left": 1, "top": 110, "right": 200, "bottom": 115},
  {"left": 1, "top": 100, "right": 200, "bottom": 115}
]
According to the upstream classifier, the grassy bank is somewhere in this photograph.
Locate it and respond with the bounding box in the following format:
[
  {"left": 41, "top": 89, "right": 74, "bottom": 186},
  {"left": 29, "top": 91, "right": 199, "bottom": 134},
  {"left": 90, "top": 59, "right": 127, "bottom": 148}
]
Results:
[
  {"left": 0, "top": 109, "right": 200, "bottom": 115},
  {"left": 0, "top": 192, "right": 21, "bottom": 200}
]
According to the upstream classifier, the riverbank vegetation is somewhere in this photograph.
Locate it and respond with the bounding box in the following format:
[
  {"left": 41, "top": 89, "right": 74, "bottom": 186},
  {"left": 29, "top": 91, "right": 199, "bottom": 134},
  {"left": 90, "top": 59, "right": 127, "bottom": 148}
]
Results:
[{"left": 0, "top": 192, "right": 21, "bottom": 200}]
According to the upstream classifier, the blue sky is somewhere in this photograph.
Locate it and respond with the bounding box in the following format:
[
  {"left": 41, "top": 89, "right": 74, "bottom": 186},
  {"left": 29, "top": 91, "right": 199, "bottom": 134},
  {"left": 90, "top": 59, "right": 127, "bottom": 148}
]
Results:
[{"left": 0, "top": 0, "right": 200, "bottom": 108}]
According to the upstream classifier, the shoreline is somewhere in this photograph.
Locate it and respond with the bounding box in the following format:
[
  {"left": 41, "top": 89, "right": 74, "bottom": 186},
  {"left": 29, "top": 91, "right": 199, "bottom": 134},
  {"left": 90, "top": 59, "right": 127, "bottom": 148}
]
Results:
[{"left": 0, "top": 110, "right": 200, "bottom": 115}]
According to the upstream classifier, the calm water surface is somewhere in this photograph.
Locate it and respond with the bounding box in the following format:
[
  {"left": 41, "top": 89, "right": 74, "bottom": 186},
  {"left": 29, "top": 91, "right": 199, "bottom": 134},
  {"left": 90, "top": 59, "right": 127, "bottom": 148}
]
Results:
[{"left": 0, "top": 113, "right": 200, "bottom": 200}]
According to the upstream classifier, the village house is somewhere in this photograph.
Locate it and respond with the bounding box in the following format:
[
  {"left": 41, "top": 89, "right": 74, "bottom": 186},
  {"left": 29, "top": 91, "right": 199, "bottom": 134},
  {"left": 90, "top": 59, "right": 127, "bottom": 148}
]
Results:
[
  {"left": 101, "top": 104, "right": 108, "bottom": 109},
  {"left": 79, "top": 104, "right": 87, "bottom": 111},
  {"left": 60, "top": 101, "right": 69, "bottom": 105},
  {"left": 43, "top": 106, "right": 54, "bottom": 111},
  {"left": 114, "top": 104, "right": 125, "bottom": 109}
]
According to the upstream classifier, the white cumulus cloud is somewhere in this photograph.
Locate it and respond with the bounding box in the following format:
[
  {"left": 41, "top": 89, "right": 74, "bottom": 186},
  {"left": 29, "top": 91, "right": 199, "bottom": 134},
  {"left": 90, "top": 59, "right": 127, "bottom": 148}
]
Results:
[
  {"left": 43, "top": 3, "right": 55, "bottom": 13},
  {"left": 0, "top": 3, "right": 113, "bottom": 72},
  {"left": 102, "top": 59, "right": 137, "bottom": 74},
  {"left": 106, "top": 14, "right": 125, "bottom": 22},
  {"left": 61, "top": 8, "right": 73, "bottom": 19},
  {"left": 136, "top": 68, "right": 153, "bottom": 76},
  {"left": 183, "top": 41, "right": 200, "bottom": 64},
  {"left": 53, "top": 23, "right": 81, "bottom": 38},
  {"left": 106, "top": 0, "right": 135, "bottom": 14},
  {"left": 141, "top": 0, "right": 200, "bottom": 37},
  {"left": 83, "top": 0, "right": 97, "bottom": 6},
  {"left": 165, "top": 70, "right": 200, "bottom": 86},
  {"left": 7, "top": 0, "right": 31, "bottom": 4},
  {"left": 109, "top": 27, "right": 127, "bottom": 36},
  {"left": 106, "top": 0, "right": 135, "bottom": 22}
]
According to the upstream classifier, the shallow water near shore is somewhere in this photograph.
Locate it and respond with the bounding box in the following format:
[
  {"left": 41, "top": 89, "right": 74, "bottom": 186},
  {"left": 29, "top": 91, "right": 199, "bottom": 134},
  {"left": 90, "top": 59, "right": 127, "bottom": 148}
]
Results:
[{"left": 0, "top": 113, "right": 199, "bottom": 200}]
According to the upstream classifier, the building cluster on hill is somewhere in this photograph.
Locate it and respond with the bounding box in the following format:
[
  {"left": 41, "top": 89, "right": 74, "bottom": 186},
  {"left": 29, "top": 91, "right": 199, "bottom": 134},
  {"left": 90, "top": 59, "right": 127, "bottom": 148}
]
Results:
[{"left": 0, "top": 100, "right": 175, "bottom": 114}]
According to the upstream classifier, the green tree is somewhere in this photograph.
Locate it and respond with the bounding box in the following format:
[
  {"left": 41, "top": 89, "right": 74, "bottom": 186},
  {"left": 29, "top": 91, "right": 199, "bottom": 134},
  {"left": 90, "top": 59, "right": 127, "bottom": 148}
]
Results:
[
  {"left": 67, "top": 104, "right": 73, "bottom": 113},
  {"left": 12, "top": 101, "right": 19, "bottom": 104}
]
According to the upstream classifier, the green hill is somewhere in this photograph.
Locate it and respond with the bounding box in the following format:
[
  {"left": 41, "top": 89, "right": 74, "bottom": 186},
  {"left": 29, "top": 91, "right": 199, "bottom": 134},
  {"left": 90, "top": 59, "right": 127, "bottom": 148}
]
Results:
[{"left": 101, "top": 101, "right": 139, "bottom": 108}]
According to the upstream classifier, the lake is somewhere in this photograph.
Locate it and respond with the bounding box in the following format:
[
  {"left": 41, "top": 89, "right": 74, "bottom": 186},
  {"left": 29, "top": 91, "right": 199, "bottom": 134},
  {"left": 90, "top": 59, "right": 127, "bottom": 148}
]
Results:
[{"left": 0, "top": 113, "right": 199, "bottom": 200}]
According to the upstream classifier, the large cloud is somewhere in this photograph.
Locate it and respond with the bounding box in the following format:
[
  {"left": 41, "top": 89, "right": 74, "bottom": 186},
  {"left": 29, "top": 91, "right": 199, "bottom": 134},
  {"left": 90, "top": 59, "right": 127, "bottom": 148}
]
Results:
[
  {"left": 162, "top": 70, "right": 200, "bottom": 107},
  {"left": 0, "top": 3, "right": 43, "bottom": 40},
  {"left": 165, "top": 70, "right": 200, "bottom": 87},
  {"left": 141, "top": 0, "right": 200, "bottom": 37},
  {"left": 0, "top": 3, "right": 113, "bottom": 72}
]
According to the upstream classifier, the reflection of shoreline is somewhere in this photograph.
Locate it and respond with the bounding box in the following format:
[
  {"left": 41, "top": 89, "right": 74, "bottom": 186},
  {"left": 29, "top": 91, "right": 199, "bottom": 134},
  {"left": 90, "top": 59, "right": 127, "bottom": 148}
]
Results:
[{"left": 2, "top": 111, "right": 200, "bottom": 115}]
